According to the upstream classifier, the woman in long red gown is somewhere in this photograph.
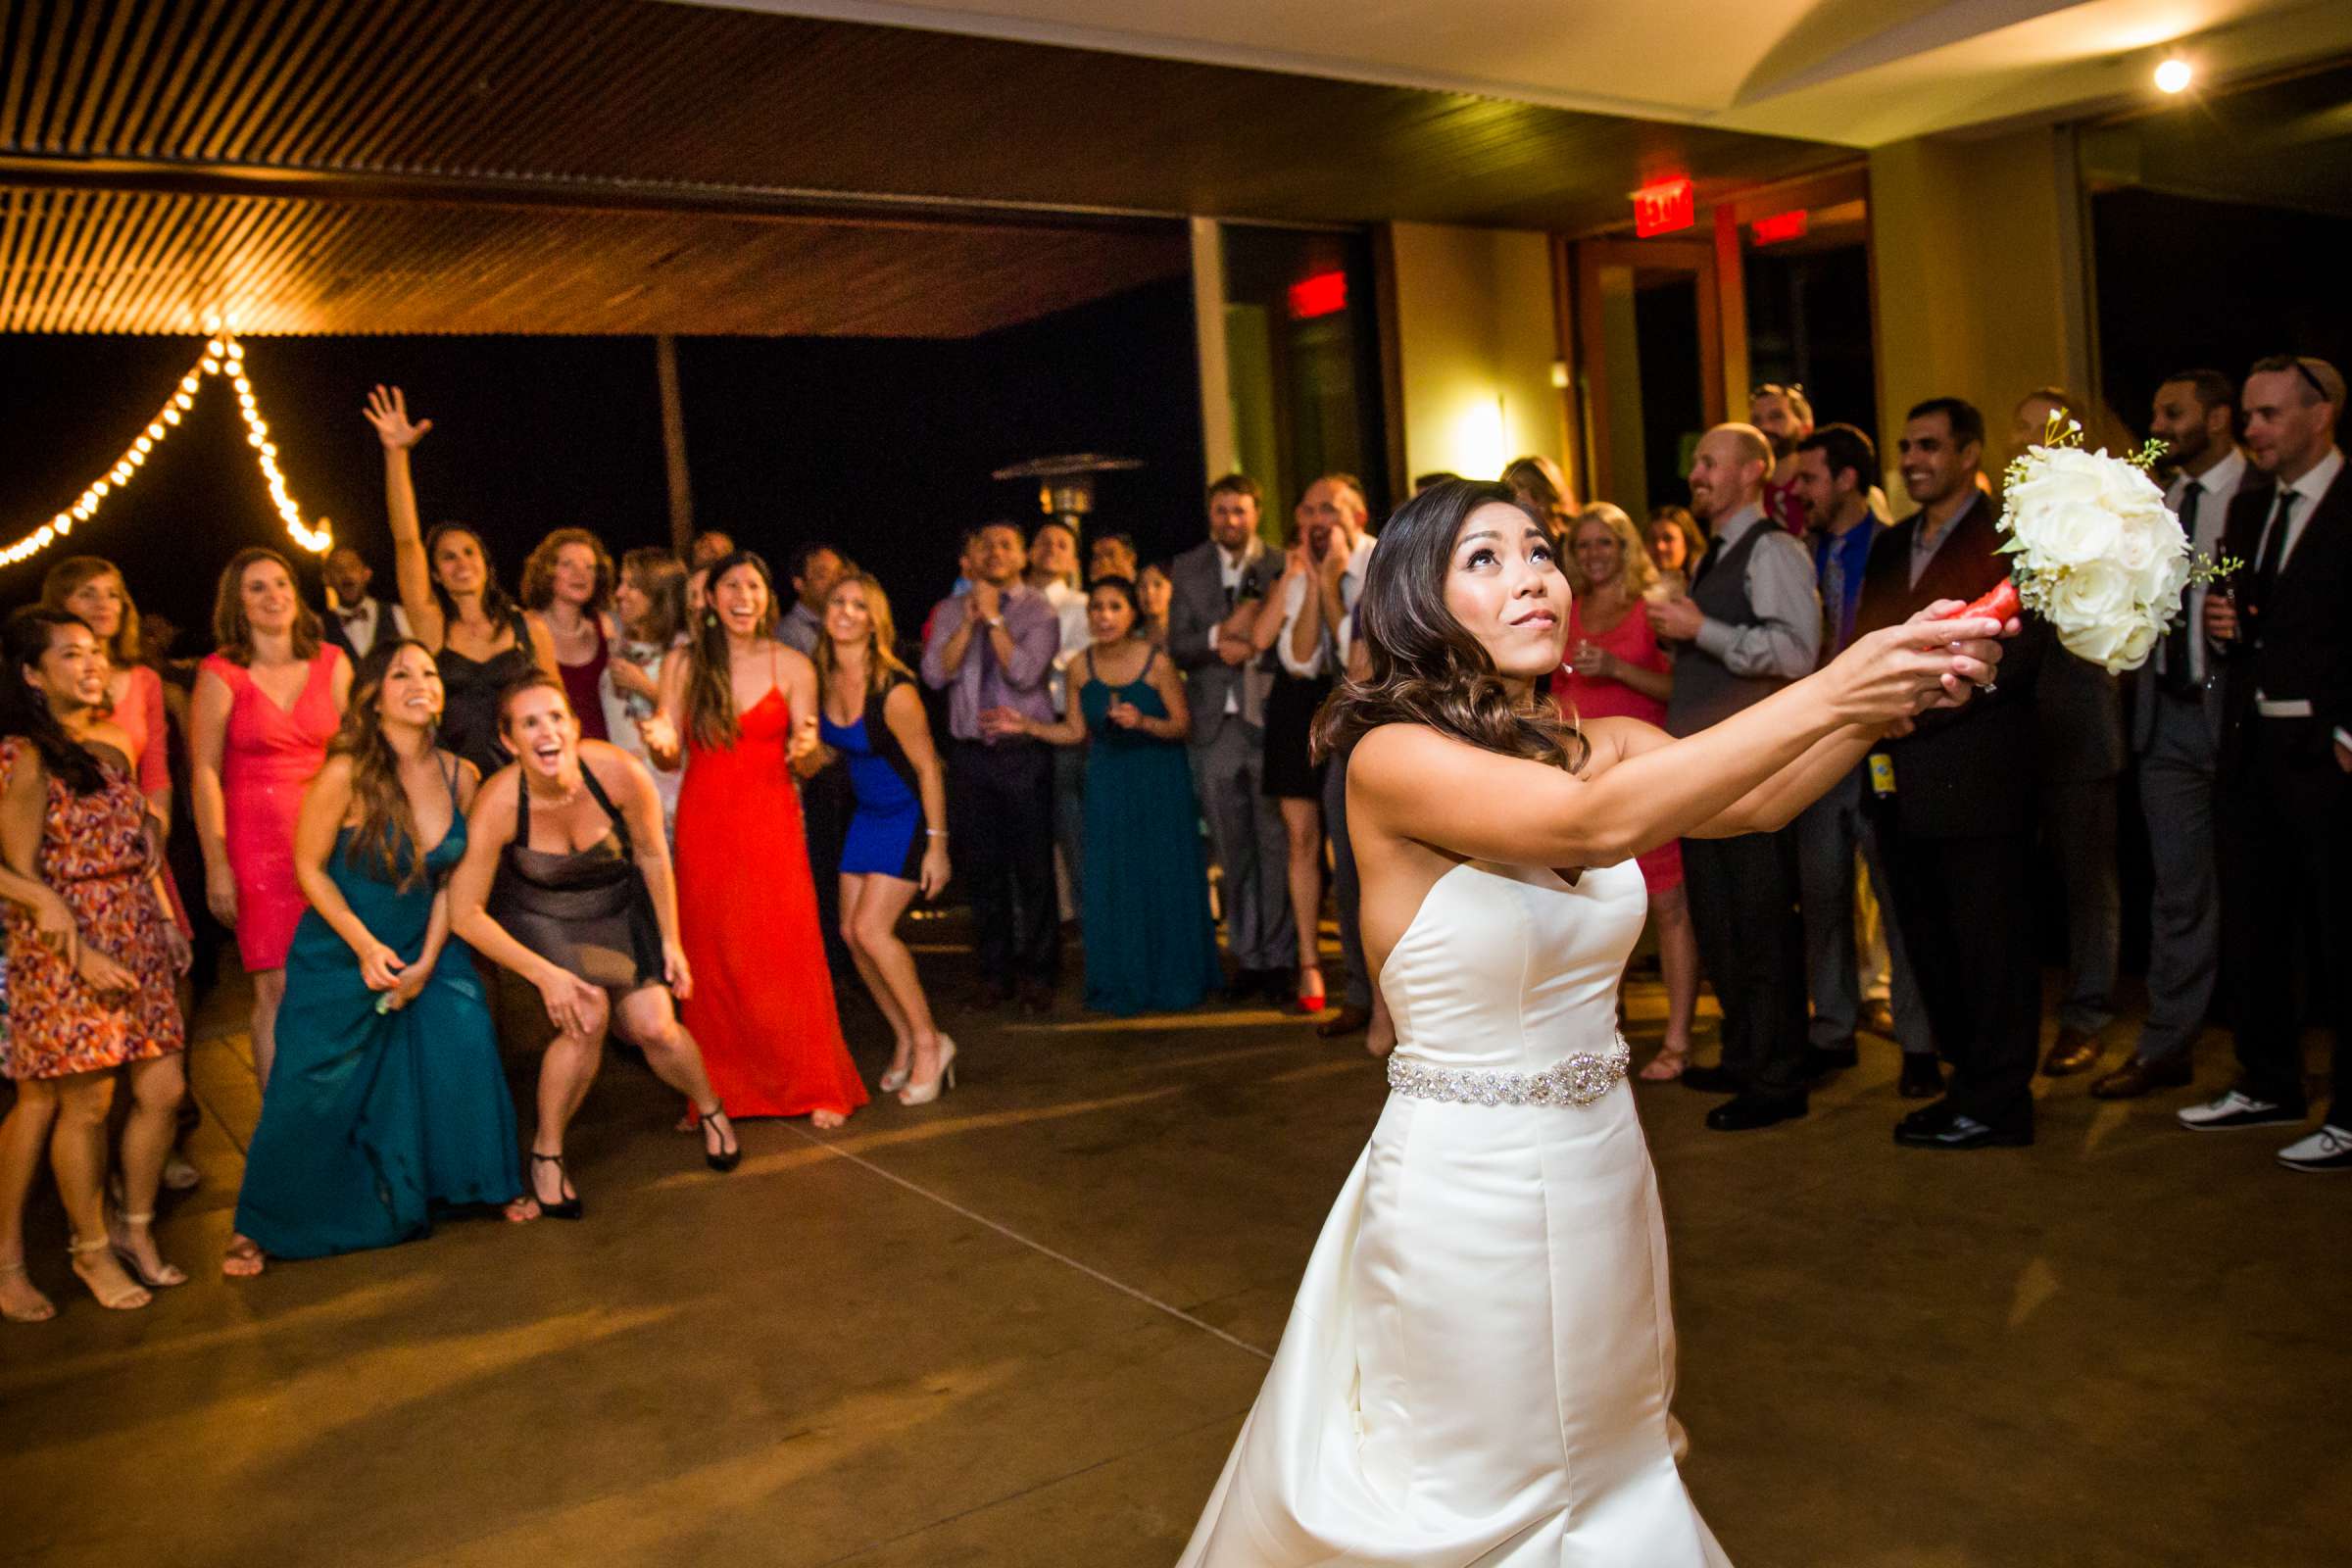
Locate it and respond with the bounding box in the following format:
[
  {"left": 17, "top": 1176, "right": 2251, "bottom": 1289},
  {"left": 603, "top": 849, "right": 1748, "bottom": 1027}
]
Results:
[{"left": 650, "top": 551, "right": 864, "bottom": 1127}]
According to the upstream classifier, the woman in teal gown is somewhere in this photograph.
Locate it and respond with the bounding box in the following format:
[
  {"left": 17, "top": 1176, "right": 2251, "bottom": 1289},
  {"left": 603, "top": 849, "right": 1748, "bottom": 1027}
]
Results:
[
  {"left": 224, "top": 641, "right": 526, "bottom": 1275},
  {"left": 989, "top": 576, "right": 1224, "bottom": 1015}
]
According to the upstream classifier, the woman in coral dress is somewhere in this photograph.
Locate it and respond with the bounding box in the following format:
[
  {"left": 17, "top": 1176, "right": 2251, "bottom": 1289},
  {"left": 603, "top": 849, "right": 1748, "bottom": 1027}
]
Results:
[
  {"left": 650, "top": 551, "right": 864, "bottom": 1128},
  {"left": 190, "top": 549, "right": 350, "bottom": 1089},
  {"left": 1560, "top": 504, "right": 1699, "bottom": 1081}
]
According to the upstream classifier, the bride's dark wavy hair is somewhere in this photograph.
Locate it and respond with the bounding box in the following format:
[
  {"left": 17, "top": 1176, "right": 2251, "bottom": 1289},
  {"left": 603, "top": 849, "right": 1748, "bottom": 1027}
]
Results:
[{"left": 1312, "top": 478, "right": 1590, "bottom": 774}]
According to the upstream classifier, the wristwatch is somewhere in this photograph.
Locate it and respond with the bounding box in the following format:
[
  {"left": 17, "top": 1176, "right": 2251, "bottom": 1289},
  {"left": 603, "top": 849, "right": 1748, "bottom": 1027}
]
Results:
[{"left": 983, "top": 615, "right": 1004, "bottom": 629}]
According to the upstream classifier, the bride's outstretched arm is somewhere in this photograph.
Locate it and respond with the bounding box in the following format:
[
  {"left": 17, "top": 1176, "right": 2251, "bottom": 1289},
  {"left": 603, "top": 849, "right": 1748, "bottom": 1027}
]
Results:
[
  {"left": 1589, "top": 716, "right": 1883, "bottom": 839},
  {"left": 1352, "top": 608, "right": 2006, "bottom": 869}
]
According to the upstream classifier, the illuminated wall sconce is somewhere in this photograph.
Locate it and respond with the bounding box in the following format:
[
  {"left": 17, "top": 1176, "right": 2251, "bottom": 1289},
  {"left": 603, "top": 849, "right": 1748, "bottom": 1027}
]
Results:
[
  {"left": 2154, "top": 55, "right": 2193, "bottom": 94},
  {"left": 1549, "top": 360, "right": 1571, "bottom": 390}
]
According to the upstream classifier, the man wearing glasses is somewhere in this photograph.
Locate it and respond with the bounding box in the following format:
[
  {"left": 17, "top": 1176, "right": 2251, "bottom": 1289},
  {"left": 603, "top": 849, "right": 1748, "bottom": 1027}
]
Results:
[{"left": 1750, "top": 382, "right": 1815, "bottom": 534}]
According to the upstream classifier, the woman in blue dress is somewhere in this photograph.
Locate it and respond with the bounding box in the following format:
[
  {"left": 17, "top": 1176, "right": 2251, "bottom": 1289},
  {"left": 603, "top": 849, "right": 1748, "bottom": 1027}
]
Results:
[
  {"left": 813, "top": 573, "right": 956, "bottom": 1105},
  {"left": 222, "top": 640, "right": 528, "bottom": 1276},
  {"left": 987, "top": 576, "right": 1224, "bottom": 1016}
]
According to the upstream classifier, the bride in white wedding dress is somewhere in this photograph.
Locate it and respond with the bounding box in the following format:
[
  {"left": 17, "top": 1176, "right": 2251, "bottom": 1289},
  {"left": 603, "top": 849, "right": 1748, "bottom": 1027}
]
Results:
[{"left": 1177, "top": 478, "right": 2010, "bottom": 1567}]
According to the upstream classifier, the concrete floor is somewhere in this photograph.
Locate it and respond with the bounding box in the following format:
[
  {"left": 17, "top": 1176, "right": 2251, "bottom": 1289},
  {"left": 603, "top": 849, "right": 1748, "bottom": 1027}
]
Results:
[{"left": 1, "top": 926, "right": 2347, "bottom": 1568}]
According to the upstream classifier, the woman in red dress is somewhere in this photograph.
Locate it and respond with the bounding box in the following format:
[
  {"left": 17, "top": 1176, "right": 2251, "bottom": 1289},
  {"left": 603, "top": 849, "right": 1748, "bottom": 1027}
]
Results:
[
  {"left": 190, "top": 549, "right": 350, "bottom": 1090},
  {"left": 649, "top": 552, "right": 864, "bottom": 1128},
  {"left": 1559, "top": 504, "right": 1700, "bottom": 1080}
]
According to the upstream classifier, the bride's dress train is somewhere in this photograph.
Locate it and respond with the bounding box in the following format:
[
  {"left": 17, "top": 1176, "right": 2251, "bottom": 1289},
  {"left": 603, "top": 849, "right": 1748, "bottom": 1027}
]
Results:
[{"left": 1179, "top": 858, "right": 1731, "bottom": 1566}]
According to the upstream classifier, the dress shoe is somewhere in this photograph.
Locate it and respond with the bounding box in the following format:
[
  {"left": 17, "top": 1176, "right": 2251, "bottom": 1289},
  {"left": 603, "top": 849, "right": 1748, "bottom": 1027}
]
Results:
[
  {"left": 1677, "top": 1064, "right": 1747, "bottom": 1096},
  {"left": 2277, "top": 1124, "right": 2352, "bottom": 1173},
  {"left": 1896, "top": 1100, "right": 1955, "bottom": 1136},
  {"left": 1224, "top": 968, "right": 1265, "bottom": 1004},
  {"left": 2040, "top": 1026, "right": 2105, "bottom": 1077},
  {"left": 1316, "top": 1004, "right": 1371, "bottom": 1039},
  {"left": 1859, "top": 999, "right": 1897, "bottom": 1039},
  {"left": 1897, "top": 1054, "right": 1943, "bottom": 1100},
  {"left": 1705, "top": 1092, "right": 1807, "bottom": 1132},
  {"left": 2178, "top": 1088, "right": 2305, "bottom": 1132},
  {"left": 1894, "top": 1113, "right": 2033, "bottom": 1151},
  {"left": 1801, "top": 1042, "right": 1859, "bottom": 1080},
  {"left": 2088, "top": 1054, "right": 2192, "bottom": 1101}
]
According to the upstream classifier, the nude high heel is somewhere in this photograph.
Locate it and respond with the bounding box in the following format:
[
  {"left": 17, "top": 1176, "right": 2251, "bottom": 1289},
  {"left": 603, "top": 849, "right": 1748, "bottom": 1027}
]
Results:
[
  {"left": 878, "top": 1049, "right": 912, "bottom": 1095},
  {"left": 898, "top": 1036, "right": 957, "bottom": 1106}
]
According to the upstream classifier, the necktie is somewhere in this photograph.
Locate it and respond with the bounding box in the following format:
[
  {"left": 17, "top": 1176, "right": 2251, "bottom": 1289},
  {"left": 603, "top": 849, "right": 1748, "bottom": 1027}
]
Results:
[
  {"left": 2158, "top": 481, "right": 2200, "bottom": 693},
  {"left": 2249, "top": 489, "right": 2297, "bottom": 626},
  {"left": 1819, "top": 539, "right": 1845, "bottom": 662},
  {"left": 1690, "top": 537, "right": 1719, "bottom": 589}
]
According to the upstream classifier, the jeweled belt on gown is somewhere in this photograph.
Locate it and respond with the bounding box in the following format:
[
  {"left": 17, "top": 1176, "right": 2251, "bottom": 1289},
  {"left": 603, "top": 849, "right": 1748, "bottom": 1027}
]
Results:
[{"left": 1386, "top": 1034, "right": 1632, "bottom": 1107}]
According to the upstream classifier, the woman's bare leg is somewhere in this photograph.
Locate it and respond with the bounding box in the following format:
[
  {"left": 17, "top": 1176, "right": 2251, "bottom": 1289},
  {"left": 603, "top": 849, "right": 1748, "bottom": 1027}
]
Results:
[
  {"left": 1279, "top": 796, "right": 1325, "bottom": 999},
  {"left": 110, "top": 1055, "right": 186, "bottom": 1282},
  {"left": 1640, "top": 884, "right": 1700, "bottom": 1079},
  {"left": 612, "top": 986, "right": 746, "bottom": 1151},
  {"left": 840, "top": 875, "right": 912, "bottom": 1081},
  {"left": 53, "top": 1074, "right": 147, "bottom": 1308},
  {"left": 249, "top": 968, "right": 287, "bottom": 1089},
  {"left": 852, "top": 875, "right": 941, "bottom": 1084},
  {"left": 0, "top": 1083, "right": 60, "bottom": 1320},
  {"left": 530, "top": 993, "right": 610, "bottom": 1208}
]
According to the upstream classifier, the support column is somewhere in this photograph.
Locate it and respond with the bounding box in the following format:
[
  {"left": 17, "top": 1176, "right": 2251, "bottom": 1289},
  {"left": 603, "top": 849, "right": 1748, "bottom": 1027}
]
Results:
[
  {"left": 654, "top": 333, "right": 693, "bottom": 555},
  {"left": 1190, "top": 217, "right": 1239, "bottom": 482}
]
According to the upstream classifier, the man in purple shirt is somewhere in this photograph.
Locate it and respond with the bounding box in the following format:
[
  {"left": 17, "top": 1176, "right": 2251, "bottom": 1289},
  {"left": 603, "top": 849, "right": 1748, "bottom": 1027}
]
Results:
[{"left": 922, "top": 520, "right": 1064, "bottom": 1009}]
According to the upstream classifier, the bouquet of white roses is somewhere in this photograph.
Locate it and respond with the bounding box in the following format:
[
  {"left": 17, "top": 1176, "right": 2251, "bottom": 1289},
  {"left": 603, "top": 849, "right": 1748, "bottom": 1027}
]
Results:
[{"left": 1936, "top": 420, "right": 2221, "bottom": 674}]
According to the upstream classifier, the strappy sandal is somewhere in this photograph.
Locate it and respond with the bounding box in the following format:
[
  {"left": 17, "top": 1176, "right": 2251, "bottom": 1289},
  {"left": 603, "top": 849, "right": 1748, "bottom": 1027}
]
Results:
[
  {"left": 1638, "top": 1045, "right": 1691, "bottom": 1083},
  {"left": 111, "top": 1213, "right": 188, "bottom": 1290},
  {"left": 529, "top": 1152, "right": 583, "bottom": 1220},
  {"left": 221, "top": 1235, "right": 268, "bottom": 1278},
  {"left": 700, "top": 1106, "right": 742, "bottom": 1173},
  {"left": 0, "top": 1260, "right": 56, "bottom": 1324},
  {"left": 67, "top": 1236, "right": 152, "bottom": 1311}
]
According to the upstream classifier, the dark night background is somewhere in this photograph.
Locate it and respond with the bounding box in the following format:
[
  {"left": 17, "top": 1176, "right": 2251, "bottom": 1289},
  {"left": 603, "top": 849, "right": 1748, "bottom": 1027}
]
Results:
[{"left": 0, "top": 277, "right": 1206, "bottom": 645}]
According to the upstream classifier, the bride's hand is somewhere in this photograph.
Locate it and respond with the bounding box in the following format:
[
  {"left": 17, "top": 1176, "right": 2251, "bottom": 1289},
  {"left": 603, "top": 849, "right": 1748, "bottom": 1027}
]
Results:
[{"left": 1824, "top": 612, "right": 2008, "bottom": 726}]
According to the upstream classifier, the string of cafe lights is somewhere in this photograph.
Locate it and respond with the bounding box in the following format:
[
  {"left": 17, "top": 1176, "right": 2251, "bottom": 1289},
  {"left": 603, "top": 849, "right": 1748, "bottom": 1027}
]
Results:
[{"left": 0, "top": 328, "right": 332, "bottom": 569}]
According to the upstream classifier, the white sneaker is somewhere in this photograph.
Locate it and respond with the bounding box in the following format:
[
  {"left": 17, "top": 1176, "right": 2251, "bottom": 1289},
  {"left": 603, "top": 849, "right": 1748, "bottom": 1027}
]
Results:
[
  {"left": 2177, "top": 1090, "right": 2303, "bottom": 1132},
  {"left": 2278, "top": 1124, "right": 2352, "bottom": 1173}
]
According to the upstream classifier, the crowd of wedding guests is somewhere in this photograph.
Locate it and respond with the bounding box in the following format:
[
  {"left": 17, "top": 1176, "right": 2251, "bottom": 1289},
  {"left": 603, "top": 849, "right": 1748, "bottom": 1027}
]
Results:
[{"left": 1, "top": 356, "right": 2343, "bottom": 1322}]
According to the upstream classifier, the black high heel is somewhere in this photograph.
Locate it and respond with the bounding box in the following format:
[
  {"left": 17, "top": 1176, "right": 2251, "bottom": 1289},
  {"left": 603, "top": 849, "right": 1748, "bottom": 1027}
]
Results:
[
  {"left": 701, "top": 1106, "right": 742, "bottom": 1174},
  {"left": 528, "top": 1152, "right": 583, "bottom": 1220}
]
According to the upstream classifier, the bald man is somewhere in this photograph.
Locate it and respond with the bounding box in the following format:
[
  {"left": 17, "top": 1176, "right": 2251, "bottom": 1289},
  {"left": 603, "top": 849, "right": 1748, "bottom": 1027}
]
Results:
[{"left": 1647, "top": 423, "right": 1823, "bottom": 1131}]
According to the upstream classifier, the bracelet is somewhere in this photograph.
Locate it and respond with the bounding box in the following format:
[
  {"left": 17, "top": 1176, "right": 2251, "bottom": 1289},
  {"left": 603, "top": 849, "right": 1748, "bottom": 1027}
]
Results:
[{"left": 925, "top": 828, "right": 948, "bottom": 838}]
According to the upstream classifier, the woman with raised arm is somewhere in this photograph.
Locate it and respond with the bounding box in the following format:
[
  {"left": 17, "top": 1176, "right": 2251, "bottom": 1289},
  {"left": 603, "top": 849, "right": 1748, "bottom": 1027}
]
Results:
[
  {"left": 521, "top": 528, "right": 618, "bottom": 743},
  {"left": 447, "top": 677, "right": 737, "bottom": 1218},
  {"left": 985, "top": 575, "right": 1223, "bottom": 1017},
  {"left": 1177, "top": 479, "right": 2009, "bottom": 1567},
  {"left": 646, "top": 552, "right": 863, "bottom": 1127},
  {"left": 0, "top": 611, "right": 191, "bottom": 1322},
  {"left": 222, "top": 641, "right": 528, "bottom": 1278},
  {"left": 190, "top": 549, "right": 350, "bottom": 1091},
  {"left": 813, "top": 573, "right": 954, "bottom": 1102},
  {"left": 362, "top": 385, "right": 557, "bottom": 776}
]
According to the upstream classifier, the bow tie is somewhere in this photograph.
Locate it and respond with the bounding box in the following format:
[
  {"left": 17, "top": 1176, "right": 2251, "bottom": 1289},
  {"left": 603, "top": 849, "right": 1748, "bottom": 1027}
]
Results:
[{"left": 339, "top": 605, "right": 369, "bottom": 621}]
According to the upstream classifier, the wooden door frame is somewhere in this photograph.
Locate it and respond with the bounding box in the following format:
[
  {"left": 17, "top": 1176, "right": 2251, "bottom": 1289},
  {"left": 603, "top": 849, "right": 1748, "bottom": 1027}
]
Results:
[{"left": 1570, "top": 237, "right": 1723, "bottom": 507}]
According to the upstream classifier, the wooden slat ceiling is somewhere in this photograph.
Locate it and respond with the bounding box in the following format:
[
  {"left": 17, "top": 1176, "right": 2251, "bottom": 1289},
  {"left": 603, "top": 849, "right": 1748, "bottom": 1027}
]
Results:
[{"left": 0, "top": 0, "right": 1844, "bottom": 335}]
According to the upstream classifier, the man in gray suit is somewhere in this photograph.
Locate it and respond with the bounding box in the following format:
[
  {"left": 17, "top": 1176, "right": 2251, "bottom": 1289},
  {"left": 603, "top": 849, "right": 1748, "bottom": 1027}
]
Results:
[
  {"left": 2094, "top": 369, "right": 2247, "bottom": 1098},
  {"left": 1169, "top": 474, "right": 1294, "bottom": 998}
]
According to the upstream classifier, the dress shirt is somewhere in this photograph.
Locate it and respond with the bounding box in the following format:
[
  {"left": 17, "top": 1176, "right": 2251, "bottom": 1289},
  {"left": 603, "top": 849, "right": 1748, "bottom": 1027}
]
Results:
[
  {"left": 1276, "top": 534, "right": 1376, "bottom": 678},
  {"left": 1810, "top": 514, "right": 1881, "bottom": 660},
  {"left": 1033, "top": 577, "right": 1090, "bottom": 708},
  {"left": 2158, "top": 446, "right": 2246, "bottom": 689},
  {"left": 1907, "top": 494, "right": 1978, "bottom": 590},
  {"left": 778, "top": 601, "right": 822, "bottom": 657},
  {"left": 1691, "top": 505, "right": 1821, "bottom": 680},
  {"left": 334, "top": 596, "right": 410, "bottom": 660},
  {"left": 920, "top": 580, "right": 1061, "bottom": 742}
]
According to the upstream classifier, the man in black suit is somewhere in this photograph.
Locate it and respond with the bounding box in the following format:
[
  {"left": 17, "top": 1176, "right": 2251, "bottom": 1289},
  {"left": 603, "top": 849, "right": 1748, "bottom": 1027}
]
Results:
[
  {"left": 1855, "top": 398, "right": 2045, "bottom": 1150},
  {"left": 2182, "top": 356, "right": 2352, "bottom": 1173}
]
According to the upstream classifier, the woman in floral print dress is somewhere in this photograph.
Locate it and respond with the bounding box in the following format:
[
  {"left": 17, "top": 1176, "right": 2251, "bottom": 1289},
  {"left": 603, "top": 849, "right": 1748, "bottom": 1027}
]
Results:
[{"left": 0, "top": 609, "right": 190, "bottom": 1322}]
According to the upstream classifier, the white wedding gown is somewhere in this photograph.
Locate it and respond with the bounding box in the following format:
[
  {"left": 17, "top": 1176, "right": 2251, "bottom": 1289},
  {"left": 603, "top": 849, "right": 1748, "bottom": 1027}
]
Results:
[{"left": 1179, "top": 858, "right": 1731, "bottom": 1566}]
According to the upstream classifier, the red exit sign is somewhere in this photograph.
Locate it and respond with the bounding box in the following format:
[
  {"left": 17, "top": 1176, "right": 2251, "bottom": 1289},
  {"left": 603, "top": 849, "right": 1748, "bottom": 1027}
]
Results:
[
  {"left": 1751, "top": 208, "right": 1810, "bottom": 245},
  {"left": 1633, "top": 177, "right": 1694, "bottom": 237},
  {"left": 1287, "top": 270, "right": 1348, "bottom": 319}
]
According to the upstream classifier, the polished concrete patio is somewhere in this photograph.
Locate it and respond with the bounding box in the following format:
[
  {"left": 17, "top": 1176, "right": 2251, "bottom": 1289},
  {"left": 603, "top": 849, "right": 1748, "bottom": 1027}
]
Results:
[{"left": 1, "top": 935, "right": 2345, "bottom": 1568}]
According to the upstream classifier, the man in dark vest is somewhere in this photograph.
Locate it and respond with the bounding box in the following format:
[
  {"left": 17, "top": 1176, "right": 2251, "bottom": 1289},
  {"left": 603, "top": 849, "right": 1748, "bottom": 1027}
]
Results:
[
  {"left": 1855, "top": 397, "right": 2045, "bottom": 1151},
  {"left": 1647, "top": 423, "right": 1822, "bottom": 1131}
]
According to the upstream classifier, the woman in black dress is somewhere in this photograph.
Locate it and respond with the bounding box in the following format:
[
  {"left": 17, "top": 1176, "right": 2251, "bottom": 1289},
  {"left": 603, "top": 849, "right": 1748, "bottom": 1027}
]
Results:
[
  {"left": 363, "top": 385, "right": 556, "bottom": 776},
  {"left": 446, "top": 675, "right": 737, "bottom": 1219}
]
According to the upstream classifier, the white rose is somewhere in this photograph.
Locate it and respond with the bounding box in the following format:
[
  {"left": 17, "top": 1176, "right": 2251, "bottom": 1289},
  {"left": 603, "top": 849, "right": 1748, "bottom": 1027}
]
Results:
[
  {"left": 2005, "top": 451, "right": 2124, "bottom": 566},
  {"left": 2132, "top": 549, "right": 2192, "bottom": 619},
  {"left": 2042, "top": 559, "right": 2136, "bottom": 630},
  {"left": 2062, "top": 614, "right": 2161, "bottom": 674}
]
